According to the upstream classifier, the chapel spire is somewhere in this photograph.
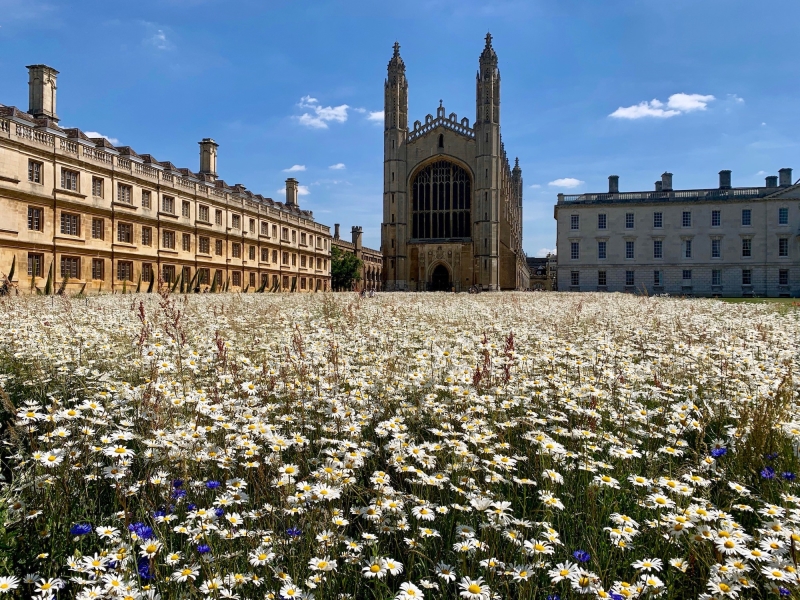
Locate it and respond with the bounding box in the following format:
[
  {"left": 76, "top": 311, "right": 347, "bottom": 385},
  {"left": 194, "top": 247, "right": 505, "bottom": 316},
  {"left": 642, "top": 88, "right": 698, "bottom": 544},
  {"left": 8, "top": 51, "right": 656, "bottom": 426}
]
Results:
[{"left": 385, "top": 41, "right": 408, "bottom": 131}]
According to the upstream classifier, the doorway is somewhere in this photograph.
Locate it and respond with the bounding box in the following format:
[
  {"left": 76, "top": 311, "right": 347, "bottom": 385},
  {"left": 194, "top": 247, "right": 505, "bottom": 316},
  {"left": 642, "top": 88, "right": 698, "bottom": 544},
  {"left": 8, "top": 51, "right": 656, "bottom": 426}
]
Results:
[{"left": 430, "top": 264, "right": 451, "bottom": 291}]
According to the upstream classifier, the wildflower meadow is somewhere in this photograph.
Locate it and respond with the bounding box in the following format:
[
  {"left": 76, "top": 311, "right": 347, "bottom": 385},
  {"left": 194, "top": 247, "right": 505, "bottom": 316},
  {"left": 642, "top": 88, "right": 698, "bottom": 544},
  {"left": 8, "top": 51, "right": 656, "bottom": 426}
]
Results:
[{"left": 0, "top": 291, "right": 798, "bottom": 600}]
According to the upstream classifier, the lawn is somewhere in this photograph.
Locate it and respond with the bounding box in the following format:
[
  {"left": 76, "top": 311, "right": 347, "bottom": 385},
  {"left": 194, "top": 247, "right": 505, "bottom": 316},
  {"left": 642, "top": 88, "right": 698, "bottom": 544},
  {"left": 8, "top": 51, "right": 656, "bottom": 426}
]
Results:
[{"left": 0, "top": 291, "right": 797, "bottom": 600}]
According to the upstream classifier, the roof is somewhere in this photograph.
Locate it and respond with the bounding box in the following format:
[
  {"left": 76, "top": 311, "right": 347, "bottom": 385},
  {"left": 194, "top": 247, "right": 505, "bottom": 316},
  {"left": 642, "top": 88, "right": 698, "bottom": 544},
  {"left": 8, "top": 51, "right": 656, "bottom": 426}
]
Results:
[{"left": 557, "top": 185, "right": 799, "bottom": 206}]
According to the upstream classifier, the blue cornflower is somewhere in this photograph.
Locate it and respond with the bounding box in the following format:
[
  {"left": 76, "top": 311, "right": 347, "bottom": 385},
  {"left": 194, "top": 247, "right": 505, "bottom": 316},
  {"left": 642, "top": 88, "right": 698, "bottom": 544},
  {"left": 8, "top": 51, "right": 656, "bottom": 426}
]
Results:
[
  {"left": 153, "top": 509, "right": 166, "bottom": 518},
  {"left": 766, "top": 452, "right": 779, "bottom": 461},
  {"left": 546, "top": 595, "right": 561, "bottom": 600},
  {"left": 172, "top": 488, "right": 187, "bottom": 499},
  {"left": 711, "top": 447, "right": 727, "bottom": 458},
  {"left": 572, "top": 549, "right": 590, "bottom": 563},
  {"left": 137, "top": 556, "right": 154, "bottom": 580},
  {"left": 187, "top": 503, "right": 197, "bottom": 511},
  {"left": 128, "top": 522, "right": 155, "bottom": 540},
  {"left": 214, "top": 507, "right": 224, "bottom": 517},
  {"left": 779, "top": 587, "right": 791, "bottom": 597},
  {"left": 172, "top": 479, "right": 184, "bottom": 488},
  {"left": 611, "top": 594, "right": 625, "bottom": 600},
  {"left": 197, "top": 544, "right": 211, "bottom": 554},
  {"left": 70, "top": 523, "right": 92, "bottom": 536},
  {"left": 205, "top": 480, "right": 221, "bottom": 490},
  {"left": 782, "top": 472, "right": 796, "bottom": 482},
  {"left": 286, "top": 527, "right": 302, "bottom": 538},
  {"left": 761, "top": 466, "right": 776, "bottom": 480}
]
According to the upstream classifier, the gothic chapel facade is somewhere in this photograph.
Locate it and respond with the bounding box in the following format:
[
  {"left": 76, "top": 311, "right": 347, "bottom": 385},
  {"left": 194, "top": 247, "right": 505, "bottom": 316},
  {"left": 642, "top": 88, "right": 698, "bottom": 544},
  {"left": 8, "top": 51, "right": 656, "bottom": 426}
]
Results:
[{"left": 381, "top": 35, "right": 528, "bottom": 291}]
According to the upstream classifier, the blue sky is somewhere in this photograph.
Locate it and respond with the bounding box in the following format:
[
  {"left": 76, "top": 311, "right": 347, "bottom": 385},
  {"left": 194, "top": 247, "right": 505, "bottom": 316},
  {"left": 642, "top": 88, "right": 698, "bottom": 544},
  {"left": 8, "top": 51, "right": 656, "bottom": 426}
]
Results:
[{"left": 1, "top": 0, "right": 798, "bottom": 255}]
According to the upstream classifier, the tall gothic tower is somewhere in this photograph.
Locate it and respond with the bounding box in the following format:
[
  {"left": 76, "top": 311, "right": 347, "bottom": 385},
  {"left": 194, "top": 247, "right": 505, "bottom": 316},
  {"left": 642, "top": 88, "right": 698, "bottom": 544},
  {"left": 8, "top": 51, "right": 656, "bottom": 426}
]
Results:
[
  {"left": 474, "top": 33, "right": 501, "bottom": 290},
  {"left": 382, "top": 42, "right": 409, "bottom": 290}
]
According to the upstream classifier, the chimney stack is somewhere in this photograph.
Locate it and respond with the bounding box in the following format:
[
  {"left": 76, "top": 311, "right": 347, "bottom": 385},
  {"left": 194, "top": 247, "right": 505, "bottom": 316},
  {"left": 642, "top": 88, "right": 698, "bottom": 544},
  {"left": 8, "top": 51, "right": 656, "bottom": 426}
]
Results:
[
  {"left": 26, "top": 64, "right": 59, "bottom": 122},
  {"left": 779, "top": 168, "right": 793, "bottom": 187},
  {"left": 334, "top": 224, "right": 340, "bottom": 240},
  {"left": 352, "top": 226, "right": 363, "bottom": 250},
  {"left": 198, "top": 138, "right": 218, "bottom": 180},
  {"left": 766, "top": 175, "right": 778, "bottom": 188},
  {"left": 608, "top": 175, "right": 619, "bottom": 194},
  {"left": 655, "top": 181, "right": 663, "bottom": 192},
  {"left": 285, "top": 178, "right": 299, "bottom": 207},
  {"left": 718, "top": 170, "right": 731, "bottom": 189},
  {"left": 661, "top": 172, "right": 673, "bottom": 191}
]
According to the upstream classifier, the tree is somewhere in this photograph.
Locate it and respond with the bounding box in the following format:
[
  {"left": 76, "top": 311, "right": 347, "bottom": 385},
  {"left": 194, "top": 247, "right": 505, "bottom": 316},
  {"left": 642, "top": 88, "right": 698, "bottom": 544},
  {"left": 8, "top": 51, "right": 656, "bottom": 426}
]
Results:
[{"left": 330, "top": 246, "right": 362, "bottom": 291}]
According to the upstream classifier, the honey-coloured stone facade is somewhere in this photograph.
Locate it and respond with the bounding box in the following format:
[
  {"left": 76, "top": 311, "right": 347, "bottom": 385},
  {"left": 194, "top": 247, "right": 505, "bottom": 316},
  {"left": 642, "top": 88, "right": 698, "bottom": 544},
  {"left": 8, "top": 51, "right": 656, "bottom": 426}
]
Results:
[{"left": 0, "top": 65, "right": 331, "bottom": 294}]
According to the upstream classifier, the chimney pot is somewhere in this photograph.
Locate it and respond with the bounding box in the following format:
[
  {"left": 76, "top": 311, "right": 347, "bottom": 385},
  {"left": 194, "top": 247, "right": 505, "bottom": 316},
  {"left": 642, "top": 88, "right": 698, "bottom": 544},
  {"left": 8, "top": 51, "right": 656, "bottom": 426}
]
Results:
[
  {"left": 766, "top": 175, "right": 778, "bottom": 188},
  {"left": 655, "top": 181, "right": 663, "bottom": 192},
  {"left": 198, "top": 138, "right": 218, "bottom": 180},
  {"left": 351, "top": 226, "right": 363, "bottom": 249},
  {"left": 719, "top": 170, "right": 732, "bottom": 189},
  {"left": 26, "top": 64, "right": 59, "bottom": 122},
  {"left": 334, "top": 224, "right": 340, "bottom": 240},
  {"left": 779, "top": 168, "right": 793, "bottom": 187},
  {"left": 608, "top": 175, "right": 619, "bottom": 194},
  {"left": 661, "top": 172, "right": 673, "bottom": 191},
  {"left": 285, "top": 178, "right": 299, "bottom": 207}
]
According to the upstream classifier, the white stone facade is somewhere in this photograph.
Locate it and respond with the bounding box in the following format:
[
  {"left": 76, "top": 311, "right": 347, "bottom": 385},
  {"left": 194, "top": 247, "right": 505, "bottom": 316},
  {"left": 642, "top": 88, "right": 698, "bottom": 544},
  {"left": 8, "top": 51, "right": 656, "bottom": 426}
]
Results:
[{"left": 554, "top": 173, "right": 800, "bottom": 297}]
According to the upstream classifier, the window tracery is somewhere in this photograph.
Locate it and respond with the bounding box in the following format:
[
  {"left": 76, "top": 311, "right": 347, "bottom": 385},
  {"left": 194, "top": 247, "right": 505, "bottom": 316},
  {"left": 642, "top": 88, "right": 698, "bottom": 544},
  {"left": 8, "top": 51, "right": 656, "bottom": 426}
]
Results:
[{"left": 411, "top": 161, "right": 471, "bottom": 239}]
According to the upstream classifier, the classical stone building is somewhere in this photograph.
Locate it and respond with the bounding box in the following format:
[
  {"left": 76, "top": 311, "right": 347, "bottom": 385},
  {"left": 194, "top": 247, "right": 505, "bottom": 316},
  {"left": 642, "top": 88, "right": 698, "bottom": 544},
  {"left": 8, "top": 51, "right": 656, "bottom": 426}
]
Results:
[
  {"left": 0, "top": 65, "right": 331, "bottom": 294},
  {"left": 331, "top": 224, "right": 383, "bottom": 291},
  {"left": 554, "top": 170, "right": 800, "bottom": 297},
  {"left": 381, "top": 35, "right": 529, "bottom": 291}
]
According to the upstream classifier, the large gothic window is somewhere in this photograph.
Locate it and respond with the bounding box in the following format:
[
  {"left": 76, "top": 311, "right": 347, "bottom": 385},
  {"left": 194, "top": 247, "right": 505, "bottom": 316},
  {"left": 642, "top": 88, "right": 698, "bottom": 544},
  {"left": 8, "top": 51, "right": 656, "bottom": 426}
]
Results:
[{"left": 411, "top": 161, "right": 471, "bottom": 240}]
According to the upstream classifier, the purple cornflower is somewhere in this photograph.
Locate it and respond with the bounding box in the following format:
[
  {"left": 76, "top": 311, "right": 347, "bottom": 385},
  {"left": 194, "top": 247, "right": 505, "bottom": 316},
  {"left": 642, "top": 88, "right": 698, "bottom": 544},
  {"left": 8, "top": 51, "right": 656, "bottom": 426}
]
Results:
[
  {"left": 761, "top": 466, "right": 776, "bottom": 480},
  {"left": 765, "top": 452, "right": 779, "bottom": 461},
  {"left": 70, "top": 523, "right": 92, "bottom": 536},
  {"left": 205, "top": 480, "right": 221, "bottom": 490},
  {"left": 197, "top": 544, "right": 211, "bottom": 554},
  {"left": 572, "top": 549, "right": 590, "bottom": 563},
  {"left": 711, "top": 447, "right": 727, "bottom": 458},
  {"left": 782, "top": 472, "right": 796, "bottom": 482},
  {"left": 286, "top": 527, "right": 302, "bottom": 538}
]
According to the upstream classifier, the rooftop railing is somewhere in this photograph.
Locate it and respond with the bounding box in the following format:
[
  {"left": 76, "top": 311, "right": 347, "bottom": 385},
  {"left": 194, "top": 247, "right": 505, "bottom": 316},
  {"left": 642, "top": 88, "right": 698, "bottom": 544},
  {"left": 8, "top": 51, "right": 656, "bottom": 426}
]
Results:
[{"left": 559, "top": 187, "right": 769, "bottom": 204}]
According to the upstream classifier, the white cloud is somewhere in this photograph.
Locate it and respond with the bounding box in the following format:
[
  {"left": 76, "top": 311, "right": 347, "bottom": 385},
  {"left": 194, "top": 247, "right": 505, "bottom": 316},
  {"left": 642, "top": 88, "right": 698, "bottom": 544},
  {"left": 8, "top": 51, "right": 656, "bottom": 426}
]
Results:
[
  {"left": 353, "top": 108, "right": 366, "bottom": 114},
  {"left": 548, "top": 178, "right": 584, "bottom": 188},
  {"left": 536, "top": 247, "right": 556, "bottom": 256},
  {"left": 757, "top": 170, "right": 767, "bottom": 176},
  {"left": 367, "top": 110, "right": 384, "bottom": 122},
  {"left": 84, "top": 131, "right": 119, "bottom": 145},
  {"left": 529, "top": 184, "right": 541, "bottom": 189},
  {"left": 296, "top": 96, "right": 349, "bottom": 129},
  {"left": 283, "top": 164, "right": 306, "bottom": 172},
  {"left": 610, "top": 93, "right": 715, "bottom": 119},
  {"left": 728, "top": 93, "right": 745, "bottom": 104},
  {"left": 329, "top": 163, "right": 346, "bottom": 170},
  {"left": 147, "top": 29, "right": 172, "bottom": 50}
]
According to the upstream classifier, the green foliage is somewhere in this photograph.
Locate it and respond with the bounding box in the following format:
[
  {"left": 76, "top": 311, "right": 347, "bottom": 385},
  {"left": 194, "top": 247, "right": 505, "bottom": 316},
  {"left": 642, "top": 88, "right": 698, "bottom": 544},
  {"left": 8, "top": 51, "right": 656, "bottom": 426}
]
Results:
[{"left": 330, "top": 246, "right": 362, "bottom": 291}]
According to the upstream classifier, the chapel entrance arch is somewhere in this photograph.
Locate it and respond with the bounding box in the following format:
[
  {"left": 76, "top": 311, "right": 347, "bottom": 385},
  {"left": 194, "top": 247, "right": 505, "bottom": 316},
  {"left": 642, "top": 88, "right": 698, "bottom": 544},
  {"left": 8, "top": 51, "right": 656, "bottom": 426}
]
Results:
[{"left": 430, "top": 263, "right": 451, "bottom": 291}]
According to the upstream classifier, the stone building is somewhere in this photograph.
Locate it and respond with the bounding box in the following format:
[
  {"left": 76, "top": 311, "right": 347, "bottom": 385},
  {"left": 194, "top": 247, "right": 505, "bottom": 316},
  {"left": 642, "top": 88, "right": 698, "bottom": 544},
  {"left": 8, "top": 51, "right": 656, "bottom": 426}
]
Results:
[
  {"left": 554, "top": 170, "right": 800, "bottom": 297},
  {"left": 0, "top": 64, "right": 331, "bottom": 294},
  {"left": 381, "top": 35, "right": 529, "bottom": 291},
  {"left": 526, "top": 254, "right": 557, "bottom": 291},
  {"left": 330, "top": 224, "right": 383, "bottom": 291}
]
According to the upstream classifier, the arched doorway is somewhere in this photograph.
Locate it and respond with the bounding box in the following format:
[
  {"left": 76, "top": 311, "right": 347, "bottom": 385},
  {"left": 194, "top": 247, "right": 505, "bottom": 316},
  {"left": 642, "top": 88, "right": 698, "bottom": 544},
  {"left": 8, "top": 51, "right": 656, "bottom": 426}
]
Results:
[{"left": 430, "top": 264, "right": 451, "bottom": 291}]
